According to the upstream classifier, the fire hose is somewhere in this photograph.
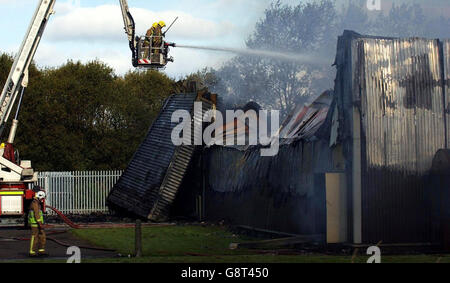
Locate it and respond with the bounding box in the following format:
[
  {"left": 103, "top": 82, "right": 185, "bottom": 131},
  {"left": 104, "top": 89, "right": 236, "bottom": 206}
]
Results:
[
  {"left": 1, "top": 205, "right": 172, "bottom": 253},
  {"left": 0, "top": 205, "right": 114, "bottom": 252},
  {"left": 0, "top": 234, "right": 115, "bottom": 252},
  {"left": 45, "top": 205, "right": 80, "bottom": 229}
]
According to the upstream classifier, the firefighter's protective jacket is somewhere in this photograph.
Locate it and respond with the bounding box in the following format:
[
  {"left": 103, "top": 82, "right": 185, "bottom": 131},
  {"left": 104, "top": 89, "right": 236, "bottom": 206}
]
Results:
[{"left": 28, "top": 199, "right": 44, "bottom": 228}]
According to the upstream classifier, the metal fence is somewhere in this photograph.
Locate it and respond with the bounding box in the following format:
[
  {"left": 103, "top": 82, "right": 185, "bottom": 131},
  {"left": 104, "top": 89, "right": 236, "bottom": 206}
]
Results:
[{"left": 37, "top": 171, "right": 123, "bottom": 215}]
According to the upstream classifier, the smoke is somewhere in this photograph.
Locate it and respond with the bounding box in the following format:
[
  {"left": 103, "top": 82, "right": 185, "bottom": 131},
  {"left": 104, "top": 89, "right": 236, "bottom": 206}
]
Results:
[{"left": 176, "top": 44, "right": 328, "bottom": 66}]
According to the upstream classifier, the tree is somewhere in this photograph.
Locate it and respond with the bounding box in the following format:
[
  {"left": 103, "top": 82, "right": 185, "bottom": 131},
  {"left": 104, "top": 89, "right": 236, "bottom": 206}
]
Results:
[
  {"left": 0, "top": 54, "right": 14, "bottom": 83},
  {"left": 207, "top": 0, "right": 338, "bottom": 115},
  {"left": 3, "top": 59, "right": 175, "bottom": 171},
  {"left": 201, "top": 0, "right": 449, "bottom": 116}
]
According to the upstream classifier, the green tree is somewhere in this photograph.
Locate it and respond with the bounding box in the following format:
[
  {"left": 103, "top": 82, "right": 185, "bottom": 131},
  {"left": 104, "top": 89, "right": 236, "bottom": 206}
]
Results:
[
  {"left": 7, "top": 60, "right": 175, "bottom": 171},
  {"left": 110, "top": 69, "right": 176, "bottom": 169},
  {"left": 209, "top": 0, "right": 338, "bottom": 115},
  {"left": 0, "top": 54, "right": 14, "bottom": 83},
  {"left": 203, "top": 0, "right": 449, "bottom": 116}
]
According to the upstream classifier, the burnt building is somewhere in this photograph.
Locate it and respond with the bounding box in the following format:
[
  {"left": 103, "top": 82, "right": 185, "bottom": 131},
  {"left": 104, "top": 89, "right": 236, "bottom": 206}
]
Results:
[
  {"left": 108, "top": 31, "right": 449, "bottom": 246},
  {"left": 201, "top": 31, "right": 449, "bottom": 245}
]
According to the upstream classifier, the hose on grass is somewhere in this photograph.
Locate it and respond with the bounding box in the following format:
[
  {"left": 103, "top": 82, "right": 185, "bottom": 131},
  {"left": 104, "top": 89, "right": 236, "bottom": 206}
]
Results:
[
  {"left": 0, "top": 235, "right": 115, "bottom": 252},
  {"left": 45, "top": 205, "right": 80, "bottom": 229}
]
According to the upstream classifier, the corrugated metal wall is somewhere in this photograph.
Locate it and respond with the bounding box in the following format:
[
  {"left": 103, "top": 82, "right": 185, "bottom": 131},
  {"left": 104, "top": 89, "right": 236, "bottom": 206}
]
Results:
[
  {"left": 443, "top": 40, "right": 450, "bottom": 149},
  {"left": 335, "top": 31, "right": 449, "bottom": 243},
  {"left": 359, "top": 37, "right": 446, "bottom": 243},
  {"left": 204, "top": 138, "right": 335, "bottom": 235}
]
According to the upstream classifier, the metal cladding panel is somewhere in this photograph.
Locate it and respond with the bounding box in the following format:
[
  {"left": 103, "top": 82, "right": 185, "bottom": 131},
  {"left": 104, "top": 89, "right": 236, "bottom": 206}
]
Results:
[
  {"left": 444, "top": 40, "right": 450, "bottom": 148},
  {"left": 204, "top": 139, "right": 333, "bottom": 236},
  {"left": 359, "top": 38, "right": 445, "bottom": 174},
  {"left": 107, "top": 94, "right": 198, "bottom": 218},
  {"left": 340, "top": 32, "right": 449, "bottom": 243}
]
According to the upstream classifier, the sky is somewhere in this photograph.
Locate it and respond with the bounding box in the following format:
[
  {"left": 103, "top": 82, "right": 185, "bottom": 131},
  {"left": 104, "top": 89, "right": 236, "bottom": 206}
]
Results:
[{"left": 0, "top": 0, "right": 448, "bottom": 79}]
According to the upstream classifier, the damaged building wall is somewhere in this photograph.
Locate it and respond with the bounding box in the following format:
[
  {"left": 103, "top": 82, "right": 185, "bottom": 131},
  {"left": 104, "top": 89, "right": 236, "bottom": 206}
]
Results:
[
  {"left": 202, "top": 91, "right": 340, "bottom": 237},
  {"left": 334, "top": 31, "right": 449, "bottom": 244},
  {"left": 204, "top": 32, "right": 449, "bottom": 244},
  {"left": 204, "top": 141, "right": 332, "bottom": 236},
  {"left": 444, "top": 40, "right": 450, "bottom": 148}
]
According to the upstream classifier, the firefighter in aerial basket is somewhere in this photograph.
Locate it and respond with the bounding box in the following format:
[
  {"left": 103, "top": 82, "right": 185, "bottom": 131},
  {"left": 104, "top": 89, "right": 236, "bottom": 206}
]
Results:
[
  {"left": 28, "top": 191, "right": 48, "bottom": 257},
  {"left": 144, "top": 21, "right": 165, "bottom": 56},
  {"left": 154, "top": 21, "right": 166, "bottom": 54}
]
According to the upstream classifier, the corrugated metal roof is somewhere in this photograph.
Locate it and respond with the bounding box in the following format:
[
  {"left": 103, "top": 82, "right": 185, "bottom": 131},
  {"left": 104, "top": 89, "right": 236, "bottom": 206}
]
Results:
[
  {"left": 278, "top": 90, "right": 333, "bottom": 143},
  {"left": 206, "top": 91, "right": 333, "bottom": 150},
  {"left": 107, "top": 93, "right": 215, "bottom": 220}
]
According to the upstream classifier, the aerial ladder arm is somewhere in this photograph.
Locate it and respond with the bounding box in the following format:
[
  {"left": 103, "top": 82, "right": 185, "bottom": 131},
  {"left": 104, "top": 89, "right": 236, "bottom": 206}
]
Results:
[
  {"left": 119, "top": 0, "right": 138, "bottom": 67},
  {"left": 0, "top": 0, "right": 56, "bottom": 139},
  {"left": 0, "top": 0, "right": 55, "bottom": 181}
]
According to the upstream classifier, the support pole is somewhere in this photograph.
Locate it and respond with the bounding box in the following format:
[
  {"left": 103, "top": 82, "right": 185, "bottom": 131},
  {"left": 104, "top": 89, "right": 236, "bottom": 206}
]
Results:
[{"left": 135, "top": 219, "right": 142, "bottom": 257}]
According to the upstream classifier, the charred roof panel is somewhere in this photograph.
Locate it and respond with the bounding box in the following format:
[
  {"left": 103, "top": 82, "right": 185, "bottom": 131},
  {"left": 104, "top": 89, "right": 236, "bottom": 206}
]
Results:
[
  {"left": 279, "top": 90, "right": 333, "bottom": 144},
  {"left": 107, "top": 94, "right": 198, "bottom": 219}
]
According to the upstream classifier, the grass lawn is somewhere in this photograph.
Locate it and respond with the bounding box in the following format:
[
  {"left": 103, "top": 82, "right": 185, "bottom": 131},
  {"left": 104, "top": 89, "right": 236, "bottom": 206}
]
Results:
[
  {"left": 67, "top": 225, "right": 449, "bottom": 263},
  {"left": 15, "top": 225, "right": 449, "bottom": 263},
  {"left": 71, "top": 225, "right": 255, "bottom": 257},
  {"left": 78, "top": 254, "right": 449, "bottom": 263}
]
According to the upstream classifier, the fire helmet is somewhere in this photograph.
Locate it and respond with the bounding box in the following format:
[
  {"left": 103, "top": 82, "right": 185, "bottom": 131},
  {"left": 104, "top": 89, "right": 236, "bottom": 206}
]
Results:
[
  {"left": 159, "top": 21, "right": 166, "bottom": 28},
  {"left": 36, "top": 191, "right": 46, "bottom": 200}
]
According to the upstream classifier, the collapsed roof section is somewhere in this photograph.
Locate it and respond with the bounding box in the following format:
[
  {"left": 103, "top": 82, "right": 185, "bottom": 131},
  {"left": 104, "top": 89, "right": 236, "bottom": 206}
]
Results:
[
  {"left": 205, "top": 91, "right": 334, "bottom": 150},
  {"left": 107, "top": 93, "right": 216, "bottom": 221},
  {"left": 278, "top": 90, "right": 333, "bottom": 144}
]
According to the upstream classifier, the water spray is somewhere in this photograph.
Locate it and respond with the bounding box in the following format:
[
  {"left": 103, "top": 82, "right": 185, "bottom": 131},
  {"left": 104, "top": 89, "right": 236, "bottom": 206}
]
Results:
[{"left": 175, "top": 44, "right": 328, "bottom": 65}]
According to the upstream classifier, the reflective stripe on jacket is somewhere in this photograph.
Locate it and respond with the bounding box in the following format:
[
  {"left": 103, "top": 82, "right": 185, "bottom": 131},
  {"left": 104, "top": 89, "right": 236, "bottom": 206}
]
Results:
[{"left": 29, "top": 200, "right": 44, "bottom": 227}]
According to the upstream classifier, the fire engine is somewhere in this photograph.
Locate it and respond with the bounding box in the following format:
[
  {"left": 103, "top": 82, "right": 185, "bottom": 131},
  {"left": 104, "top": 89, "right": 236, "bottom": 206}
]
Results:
[{"left": 0, "top": 0, "right": 176, "bottom": 225}]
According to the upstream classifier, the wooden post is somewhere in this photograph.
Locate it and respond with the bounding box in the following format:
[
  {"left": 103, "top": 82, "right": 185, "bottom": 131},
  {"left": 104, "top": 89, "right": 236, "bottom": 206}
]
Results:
[{"left": 135, "top": 219, "right": 142, "bottom": 257}]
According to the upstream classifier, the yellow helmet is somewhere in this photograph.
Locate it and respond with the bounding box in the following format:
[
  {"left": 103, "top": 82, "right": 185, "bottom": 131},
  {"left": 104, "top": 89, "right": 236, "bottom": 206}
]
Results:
[
  {"left": 152, "top": 22, "right": 158, "bottom": 28},
  {"left": 159, "top": 21, "right": 166, "bottom": 28}
]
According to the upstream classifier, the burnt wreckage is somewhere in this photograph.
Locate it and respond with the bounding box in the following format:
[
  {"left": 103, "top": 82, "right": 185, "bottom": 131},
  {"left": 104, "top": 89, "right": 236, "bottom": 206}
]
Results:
[{"left": 107, "top": 31, "right": 449, "bottom": 247}]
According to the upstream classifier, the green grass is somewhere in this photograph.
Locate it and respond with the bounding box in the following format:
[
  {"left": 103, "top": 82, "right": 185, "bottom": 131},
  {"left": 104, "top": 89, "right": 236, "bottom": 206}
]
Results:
[
  {"left": 13, "top": 225, "right": 450, "bottom": 263},
  {"left": 12, "top": 254, "right": 450, "bottom": 264},
  {"left": 71, "top": 225, "right": 255, "bottom": 257},
  {"left": 80, "top": 254, "right": 450, "bottom": 263}
]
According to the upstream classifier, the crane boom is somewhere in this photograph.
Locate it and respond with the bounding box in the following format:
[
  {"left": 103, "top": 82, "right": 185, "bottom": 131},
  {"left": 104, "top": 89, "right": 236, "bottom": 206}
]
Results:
[
  {"left": 119, "top": 0, "right": 135, "bottom": 45},
  {"left": 0, "top": 0, "right": 55, "bottom": 136},
  {"left": 119, "top": 0, "right": 138, "bottom": 66}
]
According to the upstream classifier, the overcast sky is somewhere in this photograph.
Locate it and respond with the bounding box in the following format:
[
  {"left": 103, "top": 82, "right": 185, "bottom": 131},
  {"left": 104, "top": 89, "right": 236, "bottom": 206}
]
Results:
[{"left": 0, "top": 0, "right": 448, "bottom": 78}]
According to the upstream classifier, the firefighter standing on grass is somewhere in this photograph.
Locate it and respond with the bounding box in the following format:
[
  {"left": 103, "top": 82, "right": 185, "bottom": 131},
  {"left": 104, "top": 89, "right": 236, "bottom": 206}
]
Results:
[{"left": 29, "top": 191, "right": 48, "bottom": 257}]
